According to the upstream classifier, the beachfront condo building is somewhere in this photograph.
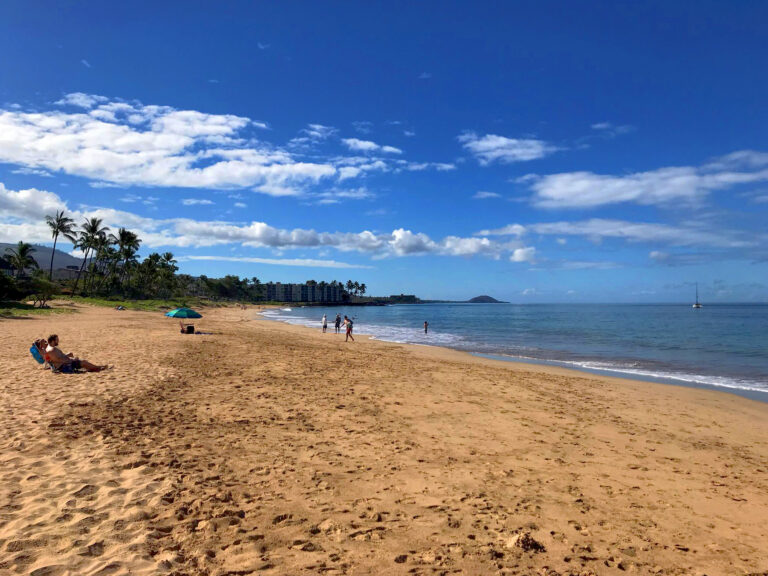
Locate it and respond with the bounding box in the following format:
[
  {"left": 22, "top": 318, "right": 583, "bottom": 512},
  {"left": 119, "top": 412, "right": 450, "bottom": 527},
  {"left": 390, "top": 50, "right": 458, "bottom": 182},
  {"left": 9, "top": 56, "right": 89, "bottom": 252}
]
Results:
[{"left": 264, "top": 282, "right": 345, "bottom": 303}]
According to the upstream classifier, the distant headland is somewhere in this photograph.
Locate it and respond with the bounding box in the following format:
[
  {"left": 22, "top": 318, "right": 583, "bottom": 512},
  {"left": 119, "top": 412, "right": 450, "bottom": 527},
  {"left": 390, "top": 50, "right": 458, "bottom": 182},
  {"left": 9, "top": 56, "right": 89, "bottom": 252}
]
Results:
[{"left": 466, "top": 295, "right": 507, "bottom": 303}]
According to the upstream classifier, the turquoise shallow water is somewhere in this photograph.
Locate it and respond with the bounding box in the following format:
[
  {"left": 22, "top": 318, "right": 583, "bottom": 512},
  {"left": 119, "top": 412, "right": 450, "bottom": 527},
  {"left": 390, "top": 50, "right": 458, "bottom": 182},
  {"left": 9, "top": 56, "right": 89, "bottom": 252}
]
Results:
[{"left": 262, "top": 303, "right": 768, "bottom": 400}]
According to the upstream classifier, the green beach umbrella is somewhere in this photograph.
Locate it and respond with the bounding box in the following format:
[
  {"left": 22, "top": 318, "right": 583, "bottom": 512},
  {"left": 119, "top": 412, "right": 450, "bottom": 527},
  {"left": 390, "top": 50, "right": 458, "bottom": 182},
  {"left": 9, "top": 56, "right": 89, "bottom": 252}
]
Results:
[{"left": 165, "top": 307, "right": 202, "bottom": 319}]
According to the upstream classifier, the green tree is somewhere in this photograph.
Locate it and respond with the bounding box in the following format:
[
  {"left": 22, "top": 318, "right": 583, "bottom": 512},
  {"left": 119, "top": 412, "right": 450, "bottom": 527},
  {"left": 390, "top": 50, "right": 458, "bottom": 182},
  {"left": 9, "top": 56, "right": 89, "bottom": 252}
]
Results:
[
  {"left": 111, "top": 228, "right": 141, "bottom": 290},
  {"left": 29, "top": 270, "right": 56, "bottom": 308},
  {"left": 3, "top": 242, "right": 39, "bottom": 278},
  {"left": 86, "top": 231, "right": 115, "bottom": 293},
  {"left": 250, "top": 276, "right": 263, "bottom": 301},
  {"left": 45, "top": 210, "right": 77, "bottom": 280},
  {"left": 72, "top": 217, "right": 109, "bottom": 296}
]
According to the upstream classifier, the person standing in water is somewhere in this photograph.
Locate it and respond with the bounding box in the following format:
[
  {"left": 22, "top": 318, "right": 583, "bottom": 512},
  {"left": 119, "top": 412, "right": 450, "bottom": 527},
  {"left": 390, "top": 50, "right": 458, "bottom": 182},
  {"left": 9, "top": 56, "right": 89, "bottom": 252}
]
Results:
[
  {"left": 424, "top": 320, "right": 429, "bottom": 334},
  {"left": 343, "top": 315, "right": 355, "bottom": 342},
  {"left": 322, "top": 314, "right": 328, "bottom": 333},
  {"left": 335, "top": 313, "right": 342, "bottom": 334}
]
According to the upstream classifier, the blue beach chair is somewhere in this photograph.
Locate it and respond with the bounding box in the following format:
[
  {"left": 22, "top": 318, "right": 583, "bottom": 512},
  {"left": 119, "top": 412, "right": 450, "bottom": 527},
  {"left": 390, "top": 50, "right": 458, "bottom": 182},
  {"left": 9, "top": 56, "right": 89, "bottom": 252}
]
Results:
[{"left": 30, "top": 340, "right": 49, "bottom": 368}]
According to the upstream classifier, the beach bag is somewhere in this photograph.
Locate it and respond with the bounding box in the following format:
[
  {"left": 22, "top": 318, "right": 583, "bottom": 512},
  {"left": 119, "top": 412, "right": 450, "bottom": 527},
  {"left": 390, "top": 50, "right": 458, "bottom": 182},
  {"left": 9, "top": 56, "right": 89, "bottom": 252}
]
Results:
[{"left": 185, "top": 324, "right": 195, "bottom": 334}]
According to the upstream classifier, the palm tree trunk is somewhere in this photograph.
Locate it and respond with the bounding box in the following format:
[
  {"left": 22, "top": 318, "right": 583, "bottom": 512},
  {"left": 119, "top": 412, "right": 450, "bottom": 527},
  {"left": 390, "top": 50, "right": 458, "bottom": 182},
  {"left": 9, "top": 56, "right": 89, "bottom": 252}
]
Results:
[
  {"left": 49, "top": 233, "right": 58, "bottom": 281},
  {"left": 71, "top": 248, "right": 89, "bottom": 298}
]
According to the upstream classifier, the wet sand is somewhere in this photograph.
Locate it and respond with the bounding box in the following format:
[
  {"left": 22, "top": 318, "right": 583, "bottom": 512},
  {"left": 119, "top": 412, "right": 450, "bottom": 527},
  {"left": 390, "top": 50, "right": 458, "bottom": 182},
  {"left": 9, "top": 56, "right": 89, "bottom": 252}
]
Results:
[{"left": 2, "top": 303, "right": 767, "bottom": 575}]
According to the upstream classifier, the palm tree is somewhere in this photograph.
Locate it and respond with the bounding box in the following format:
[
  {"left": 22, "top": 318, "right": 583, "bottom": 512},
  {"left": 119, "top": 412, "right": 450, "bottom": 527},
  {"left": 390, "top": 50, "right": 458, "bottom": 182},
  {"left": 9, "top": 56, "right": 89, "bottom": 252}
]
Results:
[
  {"left": 359, "top": 283, "right": 367, "bottom": 297},
  {"left": 45, "top": 211, "right": 77, "bottom": 280},
  {"left": 71, "top": 217, "right": 109, "bottom": 296},
  {"left": 160, "top": 252, "right": 177, "bottom": 270},
  {"left": 86, "top": 232, "right": 114, "bottom": 293},
  {"left": 4, "top": 242, "right": 39, "bottom": 278},
  {"left": 346, "top": 280, "right": 355, "bottom": 295},
  {"left": 111, "top": 228, "right": 141, "bottom": 289},
  {"left": 250, "top": 276, "right": 263, "bottom": 301}
]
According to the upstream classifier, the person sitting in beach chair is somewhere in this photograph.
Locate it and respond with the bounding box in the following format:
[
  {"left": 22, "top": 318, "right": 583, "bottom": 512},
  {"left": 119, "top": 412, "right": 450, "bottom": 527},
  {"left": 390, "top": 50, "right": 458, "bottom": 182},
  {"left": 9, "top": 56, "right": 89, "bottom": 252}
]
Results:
[
  {"left": 30, "top": 338, "right": 50, "bottom": 368},
  {"left": 45, "top": 334, "right": 107, "bottom": 373},
  {"left": 178, "top": 321, "right": 213, "bottom": 335}
]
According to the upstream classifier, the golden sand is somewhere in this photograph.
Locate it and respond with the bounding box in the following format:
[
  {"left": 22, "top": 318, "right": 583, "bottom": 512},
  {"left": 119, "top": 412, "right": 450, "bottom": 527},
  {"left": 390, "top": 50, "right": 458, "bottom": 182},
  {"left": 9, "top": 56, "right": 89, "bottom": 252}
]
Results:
[{"left": 1, "top": 304, "right": 767, "bottom": 575}]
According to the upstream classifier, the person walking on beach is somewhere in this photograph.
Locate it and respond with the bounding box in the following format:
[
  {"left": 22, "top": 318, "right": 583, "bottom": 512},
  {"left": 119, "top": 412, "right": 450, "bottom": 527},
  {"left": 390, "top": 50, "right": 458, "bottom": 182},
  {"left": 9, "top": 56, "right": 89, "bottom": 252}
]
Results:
[
  {"left": 343, "top": 315, "right": 355, "bottom": 342},
  {"left": 424, "top": 320, "right": 429, "bottom": 334},
  {"left": 322, "top": 314, "right": 328, "bottom": 333},
  {"left": 335, "top": 313, "right": 342, "bottom": 334}
]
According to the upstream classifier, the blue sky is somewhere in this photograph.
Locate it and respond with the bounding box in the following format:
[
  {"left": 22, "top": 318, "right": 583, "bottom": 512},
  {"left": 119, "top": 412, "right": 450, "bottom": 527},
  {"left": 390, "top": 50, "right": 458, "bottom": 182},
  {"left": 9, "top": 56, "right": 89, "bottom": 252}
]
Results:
[{"left": 1, "top": 1, "right": 767, "bottom": 302}]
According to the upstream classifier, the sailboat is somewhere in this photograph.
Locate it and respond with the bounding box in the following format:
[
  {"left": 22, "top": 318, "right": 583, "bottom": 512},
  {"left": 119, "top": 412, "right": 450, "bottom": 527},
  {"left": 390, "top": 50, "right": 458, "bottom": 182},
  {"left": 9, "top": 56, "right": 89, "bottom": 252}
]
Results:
[{"left": 692, "top": 283, "right": 703, "bottom": 309}]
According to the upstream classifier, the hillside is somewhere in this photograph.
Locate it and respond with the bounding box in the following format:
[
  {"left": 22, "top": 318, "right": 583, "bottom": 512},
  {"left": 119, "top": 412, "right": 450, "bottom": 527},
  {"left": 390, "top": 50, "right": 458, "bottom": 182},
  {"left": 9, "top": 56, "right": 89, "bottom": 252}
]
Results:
[
  {"left": 0, "top": 243, "right": 83, "bottom": 270},
  {"left": 467, "top": 295, "right": 506, "bottom": 303}
]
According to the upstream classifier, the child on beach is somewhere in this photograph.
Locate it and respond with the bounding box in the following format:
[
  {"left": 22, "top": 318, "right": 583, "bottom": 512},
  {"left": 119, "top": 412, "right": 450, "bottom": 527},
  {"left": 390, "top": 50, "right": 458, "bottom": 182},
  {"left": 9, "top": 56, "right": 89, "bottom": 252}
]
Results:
[{"left": 322, "top": 314, "right": 328, "bottom": 333}]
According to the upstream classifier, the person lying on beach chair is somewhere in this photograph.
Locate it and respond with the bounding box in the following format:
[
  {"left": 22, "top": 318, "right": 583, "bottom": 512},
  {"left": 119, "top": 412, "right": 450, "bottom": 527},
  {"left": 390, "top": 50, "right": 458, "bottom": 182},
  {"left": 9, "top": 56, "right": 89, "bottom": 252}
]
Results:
[{"left": 45, "top": 334, "right": 107, "bottom": 373}]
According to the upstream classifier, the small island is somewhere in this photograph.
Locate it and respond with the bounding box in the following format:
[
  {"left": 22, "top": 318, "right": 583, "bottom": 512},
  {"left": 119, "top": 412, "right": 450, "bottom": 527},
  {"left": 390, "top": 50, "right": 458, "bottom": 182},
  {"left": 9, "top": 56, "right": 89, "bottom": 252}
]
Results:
[{"left": 466, "top": 295, "right": 507, "bottom": 303}]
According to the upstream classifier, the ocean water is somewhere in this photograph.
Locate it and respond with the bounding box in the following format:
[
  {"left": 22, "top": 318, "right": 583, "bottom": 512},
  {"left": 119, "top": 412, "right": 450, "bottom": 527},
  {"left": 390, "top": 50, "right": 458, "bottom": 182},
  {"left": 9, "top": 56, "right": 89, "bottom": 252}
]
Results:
[{"left": 261, "top": 303, "right": 768, "bottom": 400}]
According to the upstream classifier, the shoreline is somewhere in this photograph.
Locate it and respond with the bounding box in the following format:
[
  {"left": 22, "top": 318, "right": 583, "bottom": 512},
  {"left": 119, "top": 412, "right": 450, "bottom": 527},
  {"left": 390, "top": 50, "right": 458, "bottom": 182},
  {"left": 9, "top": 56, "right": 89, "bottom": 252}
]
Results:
[
  {"left": 257, "top": 307, "right": 768, "bottom": 405},
  {"left": 4, "top": 304, "right": 768, "bottom": 575}
]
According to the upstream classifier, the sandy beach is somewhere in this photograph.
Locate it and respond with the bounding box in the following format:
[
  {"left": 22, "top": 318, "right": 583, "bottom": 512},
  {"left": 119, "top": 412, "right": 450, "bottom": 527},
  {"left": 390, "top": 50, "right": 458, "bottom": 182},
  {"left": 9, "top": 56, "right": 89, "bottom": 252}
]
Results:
[{"left": 2, "top": 303, "right": 767, "bottom": 576}]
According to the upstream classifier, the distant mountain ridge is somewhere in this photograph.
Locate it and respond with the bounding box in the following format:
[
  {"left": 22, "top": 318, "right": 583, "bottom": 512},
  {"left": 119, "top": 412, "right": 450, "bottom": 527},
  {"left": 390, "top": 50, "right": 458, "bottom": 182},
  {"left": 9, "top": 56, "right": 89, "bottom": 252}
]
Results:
[
  {"left": 467, "top": 295, "right": 506, "bottom": 303},
  {"left": 0, "top": 243, "right": 83, "bottom": 270}
]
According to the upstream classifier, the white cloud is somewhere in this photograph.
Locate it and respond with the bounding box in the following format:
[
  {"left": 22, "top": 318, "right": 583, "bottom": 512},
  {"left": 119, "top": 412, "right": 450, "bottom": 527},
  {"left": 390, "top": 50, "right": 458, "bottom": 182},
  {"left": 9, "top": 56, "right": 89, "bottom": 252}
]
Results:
[
  {"left": 3, "top": 95, "right": 456, "bottom": 195},
  {"left": 559, "top": 260, "right": 618, "bottom": 270},
  {"left": 510, "top": 247, "right": 536, "bottom": 262},
  {"left": 458, "top": 132, "right": 559, "bottom": 165},
  {"left": 185, "top": 255, "right": 370, "bottom": 269},
  {"left": 474, "top": 224, "right": 527, "bottom": 237},
  {"left": 528, "top": 218, "right": 751, "bottom": 248},
  {"left": 314, "top": 187, "right": 373, "bottom": 205},
  {"left": 302, "top": 123, "right": 337, "bottom": 140},
  {"left": 590, "top": 121, "right": 634, "bottom": 137},
  {"left": 473, "top": 191, "right": 501, "bottom": 199},
  {"left": 475, "top": 217, "right": 758, "bottom": 255},
  {"left": 648, "top": 250, "right": 714, "bottom": 266},
  {"left": 342, "top": 138, "right": 402, "bottom": 155},
  {"left": 56, "top": 92, "right": 107, "bottom": 108},
  {"left": 0, "top": 182, "right": 66, "bottom": 221},
  {"left": 401, "top": 161, "right": 456, "bottom": 172},
  {"left": 121, "top": 193, "right": 157, "bottom": 205},
  {"left": 11, "top": 167, "right": 52, "bottom": 177},
  {"left": 523, "top": 152, "right": 768, "bottom": 209},
  {"left": 182, "top": 198, "right": 214, "bottom": 206},
  {"left": 0, "top": 181, "right": 532, "bottom": 261},
  {"left": 234, "top": 202, "right": 247, "bottom": 208},
  {"left": 522, "top": 288, "right": 536, "bottom": 296},
  {"left": 81, "top": 59, "right": 92, "bottom": 68},
  {"left": 351, "top": 121, "right": 373, "bottom": 134},
  {"left": 0, "top": 94, "right": 335, "bottom": 195}
]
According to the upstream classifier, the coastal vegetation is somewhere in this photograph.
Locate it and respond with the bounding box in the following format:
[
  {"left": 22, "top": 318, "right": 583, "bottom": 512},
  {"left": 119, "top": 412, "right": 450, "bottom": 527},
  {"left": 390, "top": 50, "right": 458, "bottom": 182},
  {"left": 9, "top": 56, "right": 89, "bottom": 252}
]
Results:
[{"left": 0, "top": 212, "right": 369, "bottom": 307}]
